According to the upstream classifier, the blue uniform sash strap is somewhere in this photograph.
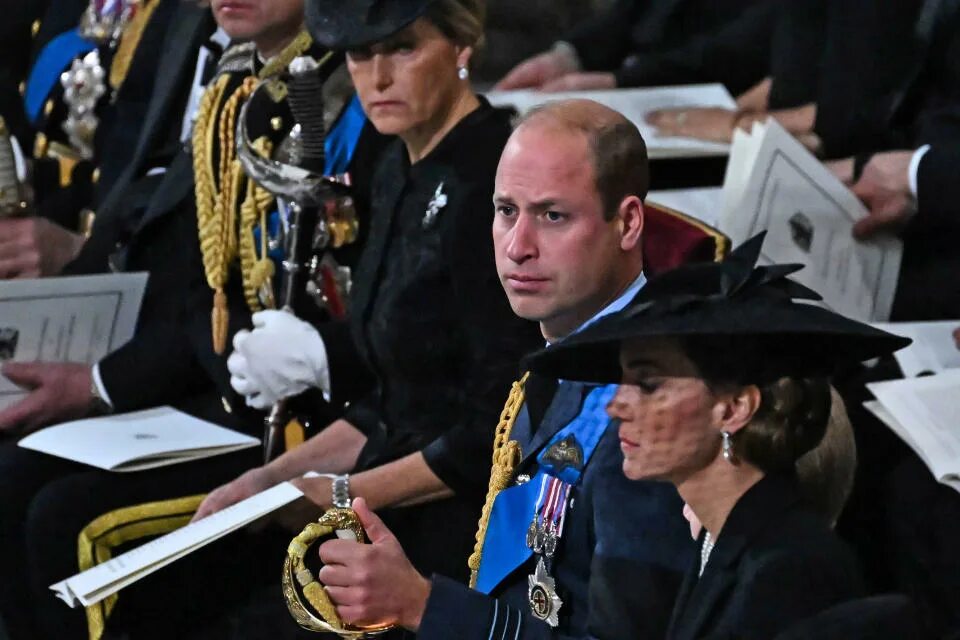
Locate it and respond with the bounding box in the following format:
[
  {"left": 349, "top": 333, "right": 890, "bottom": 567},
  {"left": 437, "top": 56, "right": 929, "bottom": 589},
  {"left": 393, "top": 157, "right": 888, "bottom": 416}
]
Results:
[
  {"left": 324, "top": 94, "right": 365, "bottom": 176},
  {"left": 474, "top": 384, "right": 618, "bottom": 594},
  {"left": 25, "top": 29, "right": 97, "bottom": 126}
]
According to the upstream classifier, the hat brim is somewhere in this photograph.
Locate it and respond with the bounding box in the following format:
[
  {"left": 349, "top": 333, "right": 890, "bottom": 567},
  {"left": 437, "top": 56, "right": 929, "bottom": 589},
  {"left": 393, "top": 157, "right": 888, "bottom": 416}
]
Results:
[
  {"left": 305, "top": 0, "right": 437, "bottom": 50},
  {"left": 523, "top": 301, "right": 911, "bottom": 385}
]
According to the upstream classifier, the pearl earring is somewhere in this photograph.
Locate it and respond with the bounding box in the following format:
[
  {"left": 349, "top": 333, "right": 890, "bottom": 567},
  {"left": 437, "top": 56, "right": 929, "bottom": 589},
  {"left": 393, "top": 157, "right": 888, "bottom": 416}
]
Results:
[
  {"left": 721, "top": 431, "right": 736, "bottom": 464},
  {"left": 458, "top": 66, "right": 469, "bottom": 80}
]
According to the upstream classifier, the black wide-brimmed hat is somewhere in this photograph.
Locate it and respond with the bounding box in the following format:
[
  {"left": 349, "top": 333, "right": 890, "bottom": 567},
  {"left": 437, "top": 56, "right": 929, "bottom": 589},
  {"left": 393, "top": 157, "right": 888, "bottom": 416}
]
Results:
[
  {"left": 306, "top": 0, "right": 438, "bottom": 50},
  {"left": 523, "top": 233, "right": 910, "bottom": 385}
]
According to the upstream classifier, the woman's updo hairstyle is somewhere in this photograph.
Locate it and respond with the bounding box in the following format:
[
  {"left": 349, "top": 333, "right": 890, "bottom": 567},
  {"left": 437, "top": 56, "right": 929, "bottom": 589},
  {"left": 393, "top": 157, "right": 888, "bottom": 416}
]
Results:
[
  {"left": 735, "top": 376, "right": 832, "bottom": 474},
  {"left": 424, "top": 0, "right": 487, "bottom": 60},
  {"left": 679, "top": 335, "right": 832, "bottom": 474}
]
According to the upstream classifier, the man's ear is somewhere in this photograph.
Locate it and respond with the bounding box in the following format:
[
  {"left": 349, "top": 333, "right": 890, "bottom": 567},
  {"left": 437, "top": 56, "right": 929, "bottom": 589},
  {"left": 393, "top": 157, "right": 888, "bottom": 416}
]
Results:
[
  {"left": 713, "top": 385, "right": 761, "bottom": 435},
  {"left": 617, "top": 196, "right": 644, "bottom": 251}
]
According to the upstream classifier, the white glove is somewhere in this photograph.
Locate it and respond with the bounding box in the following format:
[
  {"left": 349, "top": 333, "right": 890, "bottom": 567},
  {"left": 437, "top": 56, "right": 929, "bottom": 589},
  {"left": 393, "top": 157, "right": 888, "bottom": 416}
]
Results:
[{"left": 227, "top": 310, "right": 331, "bottom": 409}]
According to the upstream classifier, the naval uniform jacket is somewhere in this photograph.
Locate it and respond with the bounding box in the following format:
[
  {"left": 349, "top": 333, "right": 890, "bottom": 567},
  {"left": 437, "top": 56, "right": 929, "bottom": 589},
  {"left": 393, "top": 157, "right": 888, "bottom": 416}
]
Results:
[
  {"left": 318, "top": 98, "right": 544, "bottom": 499},
  {"left": 665, "top": 473, "right": 864, "bottom": 640},
  {"left": 418, "top": 377, "right": 693, "bottom": 640}
]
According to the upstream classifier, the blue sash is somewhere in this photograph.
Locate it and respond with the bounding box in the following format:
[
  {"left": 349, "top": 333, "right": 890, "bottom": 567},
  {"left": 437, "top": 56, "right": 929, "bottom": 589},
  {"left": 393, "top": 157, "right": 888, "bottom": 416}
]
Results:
[
  {"left": 474, "top": 384, "right": 618, "bottom": 594},
  {"left": 324, "top": 94, "right": 365, "bottom": 176},
  {"left": 25, "top": 29, "right": 97, "bottom": 126}
]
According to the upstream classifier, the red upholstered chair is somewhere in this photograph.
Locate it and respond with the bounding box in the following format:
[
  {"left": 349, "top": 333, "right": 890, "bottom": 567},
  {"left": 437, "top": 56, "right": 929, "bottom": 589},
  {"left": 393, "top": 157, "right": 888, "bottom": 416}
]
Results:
[{"left": 642, "top": 201, "right": 730, "bottom": 275}]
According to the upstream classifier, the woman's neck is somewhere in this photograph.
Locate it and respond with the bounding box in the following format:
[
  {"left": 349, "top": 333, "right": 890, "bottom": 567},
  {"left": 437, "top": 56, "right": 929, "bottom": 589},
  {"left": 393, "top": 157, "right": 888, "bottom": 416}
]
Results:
[
  {"left": 678, "top": 458, "right": 764, "bottom": 541},
  {"left": 401, "top": 88, "right": 481, "bottom": 164}
]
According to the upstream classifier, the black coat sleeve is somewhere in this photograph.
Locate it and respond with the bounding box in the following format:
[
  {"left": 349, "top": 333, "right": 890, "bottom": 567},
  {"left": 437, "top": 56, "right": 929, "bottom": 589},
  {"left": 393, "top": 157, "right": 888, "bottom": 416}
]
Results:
[{"left": 614, "top": 1, "right": 779, "bottom": 97}]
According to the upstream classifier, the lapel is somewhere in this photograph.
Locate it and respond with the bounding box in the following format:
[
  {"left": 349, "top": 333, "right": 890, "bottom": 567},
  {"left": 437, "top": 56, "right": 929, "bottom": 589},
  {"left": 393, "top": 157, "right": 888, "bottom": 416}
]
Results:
[
  {"left": 133, "top": 149, "right": 194, "bottom": 234},
  {"left": 98, "top": 3, "right": 211, "bottom": 216},
  {"left": 351, "top": 142, "right": 407, "bottom": 322},
  {"left": 519, "top": 380, "right": 589, "bottom": 468},
  {"left": 667, "top": 474, "right": 803, "bottom": 640}
]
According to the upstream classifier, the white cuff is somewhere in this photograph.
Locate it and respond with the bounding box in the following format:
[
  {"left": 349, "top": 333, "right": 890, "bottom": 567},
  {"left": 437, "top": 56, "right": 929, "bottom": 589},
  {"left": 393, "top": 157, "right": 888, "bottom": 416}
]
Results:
[
  {"left": 91, "top": 363, "right": 114, "bottom": 408},
  {"left": 908, "top": 144, "right": 931, "bottom": 199}
]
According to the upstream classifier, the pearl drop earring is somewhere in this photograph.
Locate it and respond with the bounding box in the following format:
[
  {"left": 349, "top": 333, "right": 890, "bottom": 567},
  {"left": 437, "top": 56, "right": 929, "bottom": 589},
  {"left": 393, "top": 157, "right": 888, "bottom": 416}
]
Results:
[{"left": 458, "top": 66, "right": 469, "bottom": 80}]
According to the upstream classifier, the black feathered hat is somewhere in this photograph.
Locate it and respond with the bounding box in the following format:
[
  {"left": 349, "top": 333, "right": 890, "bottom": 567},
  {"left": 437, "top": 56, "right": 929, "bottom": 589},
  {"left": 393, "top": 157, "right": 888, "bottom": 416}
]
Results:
[
  {"left": 523, "top": 233, "right": 910, "bottom": 385},
  {"left": 305, "top": 0, "right": 439, "bottom": 50}
]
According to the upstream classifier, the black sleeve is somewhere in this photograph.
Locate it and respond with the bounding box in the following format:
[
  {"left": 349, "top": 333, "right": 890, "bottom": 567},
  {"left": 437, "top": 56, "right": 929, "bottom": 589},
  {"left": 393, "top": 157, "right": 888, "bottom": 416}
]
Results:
[
  {"left": 614, "top": 1, "right": 780, "bottom": 97},
  {"left": 97, "top": 320, "right": 206, "bottom": 413},
  {"left": 916, "top": 145, "right": 960, "bottom": 226},
  {"left": 767, "top": 0, "right": 826, "bottom": 108},
  {"left": 566, "top": 0, "right": 645, "bottom": 72},
  {"left": 419, "top": 181, "right": 542, "bottom": 498}
]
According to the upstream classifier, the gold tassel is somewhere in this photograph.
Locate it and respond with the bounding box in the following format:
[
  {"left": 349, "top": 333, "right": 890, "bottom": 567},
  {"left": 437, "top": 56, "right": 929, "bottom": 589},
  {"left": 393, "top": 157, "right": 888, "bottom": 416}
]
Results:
[
  {"left": 212, "top": 288, "right": 228, "bottom": 354},
  {"left": 468, "top": 373, "right": 529, "bottom": 587}
]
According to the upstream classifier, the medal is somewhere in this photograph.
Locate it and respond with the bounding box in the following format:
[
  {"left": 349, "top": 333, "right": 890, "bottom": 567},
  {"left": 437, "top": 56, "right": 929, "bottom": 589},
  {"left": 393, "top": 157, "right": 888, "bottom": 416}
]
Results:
[
  {"left": 422, "top": 182, "right": 448, "bottom": 228},
  {"left": 80, "top": 0, "right": 140, "bottom": 44},
  {"left": 524, "top": 474, "right": 572, "bottom": 626},
  {"left": 528, "top": 557, "right": 563, "bottom": 627}
]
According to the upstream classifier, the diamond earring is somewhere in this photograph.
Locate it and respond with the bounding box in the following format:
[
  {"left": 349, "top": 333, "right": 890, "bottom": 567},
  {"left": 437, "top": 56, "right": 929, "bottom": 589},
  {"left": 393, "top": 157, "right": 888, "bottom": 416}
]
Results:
[
  {"left": 721, "top": 431, "right": 736, "bottom": 464},
  {"left": 458, "top": 66, "right": 469, "bottom": 81}
]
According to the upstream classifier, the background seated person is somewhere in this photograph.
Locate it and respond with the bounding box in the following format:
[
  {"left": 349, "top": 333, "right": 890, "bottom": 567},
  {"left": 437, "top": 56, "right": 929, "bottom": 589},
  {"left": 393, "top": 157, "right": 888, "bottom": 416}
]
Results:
[{"left": 523, "top": 233, "right": 909, "bottom": 639}]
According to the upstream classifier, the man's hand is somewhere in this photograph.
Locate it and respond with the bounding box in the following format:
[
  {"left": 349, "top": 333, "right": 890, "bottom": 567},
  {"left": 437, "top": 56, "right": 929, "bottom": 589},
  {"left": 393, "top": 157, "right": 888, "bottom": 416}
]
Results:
[
  {"left": 0, "top": 217, "right": 85, "bottom": 279},
  {"left": 228, "top": 310, "right": 330, "bottom": 409},
  {"left": 540, "top": 71, "right": 616, "bottom": 92},
  {"left": 826, "top": 157, "right": 855, "bottom": 186},
  {"left": 318, "top": 498, "right": 431, "bottom": 631},
  {"left": 645, "top": 107, "right": 740, "bottom": 143},
  {"left": 494, "top": 49, "right": 579, "bottom": 91},
  {"left": 192, "top": 466, "right": 278, "bottom": 521},
  {"left": 0, "top": 362, "right": 93, "bottom": 433},
  {"left": 953, "top": 327, "right": 959, "bottom": 351},
  {"left": 849, "top": 151, "right": 916, "bottom": 239}
]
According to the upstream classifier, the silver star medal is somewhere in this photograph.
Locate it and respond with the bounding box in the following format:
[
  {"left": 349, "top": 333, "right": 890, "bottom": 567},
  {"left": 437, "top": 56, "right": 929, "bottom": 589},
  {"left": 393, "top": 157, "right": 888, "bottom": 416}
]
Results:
[
  {"left": 422, "top": 182, "right": 448, "bottom": 228},
  {"left": 528, "top": 557, "right": 563, "bottom": 627}
]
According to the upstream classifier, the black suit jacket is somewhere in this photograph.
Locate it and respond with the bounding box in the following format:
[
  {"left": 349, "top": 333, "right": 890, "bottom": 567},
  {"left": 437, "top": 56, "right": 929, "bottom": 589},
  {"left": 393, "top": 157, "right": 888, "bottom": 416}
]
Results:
[
  {"left": 666, "top": 474, "right": 864, "bottom": 640},
  {"left": 418, "top": 379, "right": 692, "bottom": 640},
  {"left": 566, "top": 0, "right": 768, "bottom": 83}
]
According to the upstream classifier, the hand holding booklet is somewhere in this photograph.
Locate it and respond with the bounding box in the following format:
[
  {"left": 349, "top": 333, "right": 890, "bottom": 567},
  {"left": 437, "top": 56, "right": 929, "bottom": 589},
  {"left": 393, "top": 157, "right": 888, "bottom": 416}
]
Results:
[
  {"left": 51, "top": 479, "right": 307, "bottom": 608},
  {"left": 718, "top": 119, "right": 902, "bottom": 322},
  {"left": 18, "top": 406, "right": 259, "bottom": 471}
]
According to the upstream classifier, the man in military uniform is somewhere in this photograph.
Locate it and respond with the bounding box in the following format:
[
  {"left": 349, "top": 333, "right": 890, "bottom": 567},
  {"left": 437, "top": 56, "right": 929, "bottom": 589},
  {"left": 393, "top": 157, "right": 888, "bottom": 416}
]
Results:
[
  {"left": 0, "top": 0, "right": 383, "bottom": 637},
  {"left": 302, "top": 100, "right": 695, "bottom": 639}
]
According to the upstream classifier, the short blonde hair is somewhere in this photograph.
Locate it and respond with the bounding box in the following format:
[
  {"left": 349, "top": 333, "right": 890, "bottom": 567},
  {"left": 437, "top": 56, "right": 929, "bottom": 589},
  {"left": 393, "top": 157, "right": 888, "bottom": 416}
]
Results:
[{"left": 795, "top": 386, "right": 857, "bottom": 526}]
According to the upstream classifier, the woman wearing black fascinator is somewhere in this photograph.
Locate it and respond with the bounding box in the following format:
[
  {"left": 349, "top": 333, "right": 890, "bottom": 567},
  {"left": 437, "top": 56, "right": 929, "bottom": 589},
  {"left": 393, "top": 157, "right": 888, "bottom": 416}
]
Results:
[{"left": 524, "top": 233, "right": 911, "bottom": 640}]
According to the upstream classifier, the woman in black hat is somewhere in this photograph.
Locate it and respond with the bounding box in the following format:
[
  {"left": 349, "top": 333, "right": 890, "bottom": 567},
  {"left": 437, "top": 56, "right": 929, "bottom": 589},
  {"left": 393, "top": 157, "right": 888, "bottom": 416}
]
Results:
[
  {"left": 204, "top": 0, "right": 543, "bottom": 583},
  {"left": 524, "top": 234, "right": 910, "bottom": 640}
]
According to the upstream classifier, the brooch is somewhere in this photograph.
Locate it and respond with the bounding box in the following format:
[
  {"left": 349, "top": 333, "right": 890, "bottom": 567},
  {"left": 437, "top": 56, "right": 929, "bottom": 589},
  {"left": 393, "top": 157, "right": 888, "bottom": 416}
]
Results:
[{"left": 422, "top": 182, "right": 448, "bottom": 228}]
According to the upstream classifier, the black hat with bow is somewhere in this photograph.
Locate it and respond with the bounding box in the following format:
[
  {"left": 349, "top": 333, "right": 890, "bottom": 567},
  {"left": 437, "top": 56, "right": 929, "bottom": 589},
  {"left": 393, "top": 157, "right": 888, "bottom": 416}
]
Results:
[
  {"left": 523, "top": 233, "right": 910, "bottom": 385},
  {"left": 305, "top": 0, "right": 439, "bottom": 50}
]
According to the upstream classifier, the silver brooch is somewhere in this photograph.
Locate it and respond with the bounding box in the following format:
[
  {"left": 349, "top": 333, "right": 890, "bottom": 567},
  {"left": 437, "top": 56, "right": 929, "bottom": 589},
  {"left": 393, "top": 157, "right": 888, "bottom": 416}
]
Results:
[{"left": 422, "top": 182, "right": 448, "bottom": 228}]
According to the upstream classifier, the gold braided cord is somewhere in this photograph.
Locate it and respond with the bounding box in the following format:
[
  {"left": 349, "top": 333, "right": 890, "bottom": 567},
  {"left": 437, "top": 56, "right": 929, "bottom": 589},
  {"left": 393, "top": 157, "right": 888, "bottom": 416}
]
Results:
[
  {"left": 238, "top": 137, "right": 276, "bottom": 310},
  {"left": 193, "top": 73, "right": 231, "bottom": 353},
  {"left": 109, "top": 0, "right": 160, "bottom": 91},
  {"left": 77, "top": 494, "right": 205, "bottom": 640},
  {"left": 259, "top": 29, "right": 313, "bottom": 79},
  {"left": 193, "top": 29, "right": 313, "bottom": 353},
  {"left": 468, "top": 373, "right": 530, "bottom": 588}
]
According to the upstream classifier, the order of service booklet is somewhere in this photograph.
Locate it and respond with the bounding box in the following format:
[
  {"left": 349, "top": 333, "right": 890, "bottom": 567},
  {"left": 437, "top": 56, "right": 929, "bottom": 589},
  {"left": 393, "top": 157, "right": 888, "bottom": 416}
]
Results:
[{"left": 18, "top": 406, "right": 260, "bottom": 471}]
